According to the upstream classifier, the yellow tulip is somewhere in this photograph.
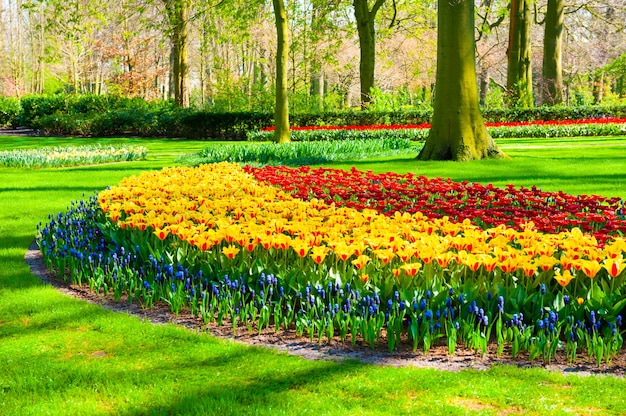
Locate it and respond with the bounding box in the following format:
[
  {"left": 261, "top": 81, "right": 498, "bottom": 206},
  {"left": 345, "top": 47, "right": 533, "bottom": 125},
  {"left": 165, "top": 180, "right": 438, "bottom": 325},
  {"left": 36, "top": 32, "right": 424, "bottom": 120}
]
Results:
[
  {"left": 310, "top": 246, "right": 329, "bottom": 264},
  {"left": 581, "top": 259, "right": 602, "bottom": 279},
  {"left": 400, "top": 262, "right": 421, "bottom": 277},
  {"left": 222, "top": 245, "right": 240, "bottom": 260},
  {"left": 352, "top": 255, "right": 371, "bottom": 270},
  {"left": 554, "top": 269, "right": 575, "bottom": 287},
  {"left": 603, "top": 257, "right": 625, "bottom": 278},
  {"left": 373, "top": 249, "right": 395, "bottom": 265}
]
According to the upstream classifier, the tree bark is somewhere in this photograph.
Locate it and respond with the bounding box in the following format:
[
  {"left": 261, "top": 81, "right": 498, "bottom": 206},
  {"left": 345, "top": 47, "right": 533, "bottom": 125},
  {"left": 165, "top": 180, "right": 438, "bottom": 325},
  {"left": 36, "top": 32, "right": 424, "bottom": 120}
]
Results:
[
  {"left": 163, "top": 0, "right": 190, "bottom": 108},
  {"left": 417, "top": 0, "right": 505, "bottom": 162},
  {"left": 272, "top": 0, "right": 290, "bottom": 143},
  {"left": 353, "top": 0, "right": 386, "bottom": 108},
  {"left": 542, "top": 0, "right": 564, "bottom": 105},
  {"left": 507, "top": 0, "right": 533, "bottom": 107},
  {"left": 593, "top": 71, "right": 604, "bottom": 104}
]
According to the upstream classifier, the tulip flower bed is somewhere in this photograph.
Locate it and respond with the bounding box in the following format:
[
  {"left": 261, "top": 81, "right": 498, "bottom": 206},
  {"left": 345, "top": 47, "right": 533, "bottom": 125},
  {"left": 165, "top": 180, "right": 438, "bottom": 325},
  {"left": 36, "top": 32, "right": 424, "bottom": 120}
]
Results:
[
  {"left": 244, "top": 165, "right": 626, "bottom": 244},
  {"left": 0, "top": 144, "right": 148, "bottom": 168},
  {"left": 37, "top": 162, "right": 626, "bottom": 365},
  {"left": 247, "top": 117, "right": 626, "bottom": 142}
]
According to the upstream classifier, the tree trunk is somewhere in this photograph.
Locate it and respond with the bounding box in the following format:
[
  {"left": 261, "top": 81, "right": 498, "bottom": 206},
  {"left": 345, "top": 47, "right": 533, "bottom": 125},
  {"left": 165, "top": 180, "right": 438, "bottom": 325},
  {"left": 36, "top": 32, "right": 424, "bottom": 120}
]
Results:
[
  {"left": 163, "top": 0, "right": 190, "bottom": 108},
  {"left": 353, "top": 0, "right": 386, "bottom": 108},
  {"left": 542, "top": 0, "right": 564, "bottom": 105},
  {"left": 310, "top": 69, "right": 324, "bottom": 111},
  {"left": 417, "top": 0, "right": 505, "bottom": 162},
  {"left": 593, "top": 71, "right": 604, "bottom": 104},
  {"left": 272, "top": 0, "right": 290, "bottom": 143},
  {"left": 507, "top": 0, "right": 533, "bottom": 107},
  {"left": 479, "top": 68, "right": 489, "bottom": 107}
]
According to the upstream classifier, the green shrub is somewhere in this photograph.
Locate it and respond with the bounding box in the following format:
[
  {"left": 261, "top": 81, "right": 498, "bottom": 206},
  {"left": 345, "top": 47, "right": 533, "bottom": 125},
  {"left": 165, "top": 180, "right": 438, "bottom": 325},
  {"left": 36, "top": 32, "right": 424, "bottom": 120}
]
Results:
[
  {"left": 0, "top": 96, "right": 21, "bottom": 127},
  {"left": 14, "top": 93, "right": 626, "bottom": 139}
]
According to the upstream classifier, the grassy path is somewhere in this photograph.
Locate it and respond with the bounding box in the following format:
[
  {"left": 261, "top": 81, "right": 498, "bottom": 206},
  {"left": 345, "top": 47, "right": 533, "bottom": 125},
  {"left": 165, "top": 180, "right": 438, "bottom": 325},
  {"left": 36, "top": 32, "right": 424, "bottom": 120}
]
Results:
[{"left": 1, "top": 136, "right": 626, "bottom": 415}]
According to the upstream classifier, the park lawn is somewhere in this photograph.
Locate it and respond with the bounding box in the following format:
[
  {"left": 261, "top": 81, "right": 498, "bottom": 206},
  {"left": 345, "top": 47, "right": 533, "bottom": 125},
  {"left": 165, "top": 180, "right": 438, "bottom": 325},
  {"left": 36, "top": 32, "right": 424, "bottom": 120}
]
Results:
[
  {"left": 1, "top": 135, "right": 626, "bottom": 415},
  {"left": 329, "top": 136, "right": 626, "bottom": 199}
]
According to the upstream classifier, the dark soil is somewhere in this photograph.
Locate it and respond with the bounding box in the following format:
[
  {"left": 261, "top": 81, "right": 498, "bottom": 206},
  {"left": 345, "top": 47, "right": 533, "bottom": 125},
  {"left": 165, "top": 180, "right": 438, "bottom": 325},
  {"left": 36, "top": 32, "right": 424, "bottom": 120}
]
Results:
[{"left": 25, "top": 242, "right": 626, "bottom": 377}]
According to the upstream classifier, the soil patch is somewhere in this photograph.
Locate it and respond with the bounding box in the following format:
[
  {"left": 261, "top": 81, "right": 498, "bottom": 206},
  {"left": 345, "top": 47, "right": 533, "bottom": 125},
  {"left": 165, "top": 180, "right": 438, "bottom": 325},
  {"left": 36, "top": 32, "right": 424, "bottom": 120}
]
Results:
[{"left": 25, "top": 242, "right": 626, "bottom": 377}]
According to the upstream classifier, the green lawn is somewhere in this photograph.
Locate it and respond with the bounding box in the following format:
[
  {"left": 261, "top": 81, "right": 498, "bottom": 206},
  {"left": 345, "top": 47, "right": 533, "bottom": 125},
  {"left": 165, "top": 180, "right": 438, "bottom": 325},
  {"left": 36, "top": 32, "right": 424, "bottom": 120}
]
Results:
[
  {"left": 331, "top": 136, "right": 626, "bottom": 199},
  {"left": 1, "top": 135, "right": 626, "bottom": 416}
]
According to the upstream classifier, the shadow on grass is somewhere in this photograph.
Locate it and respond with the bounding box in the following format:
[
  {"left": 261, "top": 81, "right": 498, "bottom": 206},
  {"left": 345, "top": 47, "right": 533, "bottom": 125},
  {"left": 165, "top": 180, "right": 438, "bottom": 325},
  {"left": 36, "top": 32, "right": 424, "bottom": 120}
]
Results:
[
  {"left": 118, "top": 353, "right": 365, "bottom": 416},
  {"left": 1, "top": 286, "right": 369, "bottom": 415}
]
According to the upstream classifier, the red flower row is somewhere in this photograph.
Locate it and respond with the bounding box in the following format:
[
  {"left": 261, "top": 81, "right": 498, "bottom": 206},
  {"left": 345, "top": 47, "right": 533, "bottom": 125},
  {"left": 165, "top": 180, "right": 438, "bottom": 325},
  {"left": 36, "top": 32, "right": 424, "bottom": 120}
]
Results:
[
  {"left": 244, "top": 165, "right": 626, "bottom": 244},
  {"left": 261, "top": 117, "right": 626, "bottom": 132}
]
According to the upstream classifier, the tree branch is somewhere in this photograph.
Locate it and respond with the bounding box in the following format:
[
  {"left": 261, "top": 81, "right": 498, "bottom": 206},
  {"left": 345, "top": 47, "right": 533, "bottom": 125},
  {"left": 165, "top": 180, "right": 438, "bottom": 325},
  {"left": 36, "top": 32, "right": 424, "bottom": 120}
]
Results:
[
  {"left": 388, "top": 0, "right": 397, "bottom": 29},
  {"left": 371, "top": 0, "right": 387, "bottom": 18}
]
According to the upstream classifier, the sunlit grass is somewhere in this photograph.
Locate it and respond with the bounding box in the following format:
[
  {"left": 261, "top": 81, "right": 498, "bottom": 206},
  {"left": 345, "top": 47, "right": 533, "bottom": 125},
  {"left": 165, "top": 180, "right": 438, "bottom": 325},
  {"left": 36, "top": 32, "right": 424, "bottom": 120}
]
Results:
[
  {"left": 1, "top": 135, "right": 626, "bottom": 415},
  {"left": 328, "top": 136, "right": 626, "bottom": 199}
]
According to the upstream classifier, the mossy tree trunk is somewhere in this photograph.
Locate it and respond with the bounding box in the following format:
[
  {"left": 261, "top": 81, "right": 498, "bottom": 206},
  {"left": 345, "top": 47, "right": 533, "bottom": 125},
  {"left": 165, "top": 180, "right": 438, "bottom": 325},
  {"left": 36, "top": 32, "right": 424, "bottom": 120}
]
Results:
[
  {"left": 417, "top": 0, "right": 505, "bottom": 162},
  {"left": 272, "top": 0, "right": 290, "bottom": 143},
  {"left": 507, "top": 0, "right": 533, "bottom": 107},
  {"left": 542, "top": 0, "right": 564, "bottom": 105},
  {"left": 353, "top": 0, "right": 386, "bottom": 108}
]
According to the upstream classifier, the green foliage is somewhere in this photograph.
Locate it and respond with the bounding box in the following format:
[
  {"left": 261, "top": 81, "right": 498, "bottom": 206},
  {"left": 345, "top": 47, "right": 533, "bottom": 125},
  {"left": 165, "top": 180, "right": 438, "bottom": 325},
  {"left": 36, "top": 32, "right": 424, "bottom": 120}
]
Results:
[
  {"left": 178, "top": 137, "right": 414, "bottom": 166},
  {"left": 483, "top": 104, "right": 626, "bottom": 123},
  {"left": 13, "top": 93, "right": 626, "bottom": 139},
  {"left": 483, "top": 82, "right": 506, "bottom": 109},
  {"left": 0, "top": 96, "right": 21, "bottom": 127}
]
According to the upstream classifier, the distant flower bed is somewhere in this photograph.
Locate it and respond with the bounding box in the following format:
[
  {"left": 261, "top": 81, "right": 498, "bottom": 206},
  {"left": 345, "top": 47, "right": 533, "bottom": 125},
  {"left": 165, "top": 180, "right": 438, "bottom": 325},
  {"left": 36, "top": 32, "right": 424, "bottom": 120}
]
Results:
[
  {"left": 177, "top": 137, "right": 414, "bottom": 166},
  {"left": 248, "top": 117, "right": 626, "bottom": 141},
  {"left": 0, "top": 144, "right": 148, "bottom": 168},
  {"left": 38, "top": 163, "right": 626, "bottom": 364}
]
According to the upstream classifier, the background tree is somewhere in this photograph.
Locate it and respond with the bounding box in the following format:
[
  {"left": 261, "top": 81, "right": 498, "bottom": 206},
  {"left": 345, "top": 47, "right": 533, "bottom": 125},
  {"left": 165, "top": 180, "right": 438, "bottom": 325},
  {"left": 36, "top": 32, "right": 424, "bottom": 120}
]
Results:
[
  {"left": 418, "top": 0, "right": 505, "bottom": 161},
  {"left": 353, "top": 0, "right": 387, "bottom": 107},
  {"left": 0, "top": 0, "right": 623, "bottom": 108},
  {"left": 161, "top": 0, "right": 191, "bottom": 107},
  {"left": 541, "top": 0, "right": 564, "bottom": 104},
  {"left": 507, "top": 0, "right": 533, "bottom": 107},
  {"left": 272, "top": 0, "right": 290, "bottom": 143}
]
